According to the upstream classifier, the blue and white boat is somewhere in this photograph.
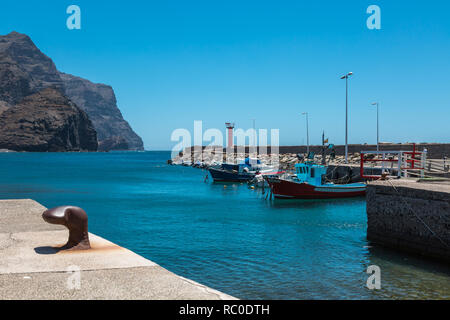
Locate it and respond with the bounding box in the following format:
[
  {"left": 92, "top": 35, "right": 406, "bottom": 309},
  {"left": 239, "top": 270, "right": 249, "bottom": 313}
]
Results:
[{"left": 208, "top": 158, "right": 272, "bottom": 182}]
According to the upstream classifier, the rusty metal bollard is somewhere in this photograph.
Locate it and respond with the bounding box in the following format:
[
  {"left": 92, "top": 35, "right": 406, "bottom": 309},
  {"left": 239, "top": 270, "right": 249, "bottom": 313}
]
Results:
[{"left": 42, "top": 206, "right": 91, "bottom": 250}]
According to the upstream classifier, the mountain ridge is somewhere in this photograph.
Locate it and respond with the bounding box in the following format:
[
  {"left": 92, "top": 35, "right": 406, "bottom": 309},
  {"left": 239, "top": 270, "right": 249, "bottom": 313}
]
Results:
[{"left": 0, "top": 31, "right": 144, "bottom": 151}]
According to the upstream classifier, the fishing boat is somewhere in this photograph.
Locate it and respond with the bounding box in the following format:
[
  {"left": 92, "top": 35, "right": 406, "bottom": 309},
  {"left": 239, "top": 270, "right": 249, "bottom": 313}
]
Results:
[
  {"left": 265, "top": 162, "right": 366, "bottom": 199},
  {"left": 208, "top": 163, "right": 255, "bottom": 182},
  {"left": 209, "top": 158, "right": 275, "bottom": 182}
]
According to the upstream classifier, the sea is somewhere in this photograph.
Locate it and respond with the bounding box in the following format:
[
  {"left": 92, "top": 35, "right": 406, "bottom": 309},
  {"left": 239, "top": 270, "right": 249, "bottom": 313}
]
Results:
[{"left": 1, "top": 151, "right": 449, "bottom": 299}]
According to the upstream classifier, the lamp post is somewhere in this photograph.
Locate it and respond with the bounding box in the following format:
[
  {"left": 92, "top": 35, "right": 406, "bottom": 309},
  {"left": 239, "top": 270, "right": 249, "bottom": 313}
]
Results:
[
  {"left": 371, "top": 102, "right": 380, "bottom": 152},
  {"left": 251, "top": 118, "right": 257, "bottom": 156},
  {"left": 340, "top": 72, "right": 353, "bottom": 163},
  {"left": 301, "top": 112, "right": 309, "bottom": 156}
]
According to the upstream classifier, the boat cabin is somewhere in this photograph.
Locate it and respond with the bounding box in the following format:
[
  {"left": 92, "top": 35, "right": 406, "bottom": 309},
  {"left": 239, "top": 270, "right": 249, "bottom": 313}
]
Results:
[
  {"left": 294, "top": 162, "right": 328, "bottom": 186},
  {"left": 219, "top": 158, "right": 262, "bottom": 173}
]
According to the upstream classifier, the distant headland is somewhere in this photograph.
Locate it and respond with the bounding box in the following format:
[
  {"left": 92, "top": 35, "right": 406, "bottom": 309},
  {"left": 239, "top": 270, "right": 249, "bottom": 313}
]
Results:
[{"left": 0, "top": 31, "right": 143, "bottom": 152}]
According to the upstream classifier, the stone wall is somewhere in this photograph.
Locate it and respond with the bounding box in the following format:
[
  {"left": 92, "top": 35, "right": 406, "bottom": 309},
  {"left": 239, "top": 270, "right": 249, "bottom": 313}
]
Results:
[
  {"left": 326, "top": 165, "right": 383, "bottom": 183},
  {"left": 366, "top": 180, "right": 450, "bottom": 263},
  {"left": 277, "top": 143, "right": 449, "bottom": 159},
  {"left": 186, "top": 143, "right": 450, "bottom": 159}
]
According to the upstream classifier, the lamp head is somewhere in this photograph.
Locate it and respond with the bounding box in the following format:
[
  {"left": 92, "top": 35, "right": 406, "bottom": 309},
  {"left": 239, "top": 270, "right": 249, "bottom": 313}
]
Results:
[{"left": 340, "top": 72, "right": 353, "bottom": 79}]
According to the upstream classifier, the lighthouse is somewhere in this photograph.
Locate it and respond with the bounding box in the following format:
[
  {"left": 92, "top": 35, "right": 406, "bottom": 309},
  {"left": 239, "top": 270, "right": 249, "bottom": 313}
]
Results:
[{"left": 225, "top": 122, "right": 235, "bottom": 148}]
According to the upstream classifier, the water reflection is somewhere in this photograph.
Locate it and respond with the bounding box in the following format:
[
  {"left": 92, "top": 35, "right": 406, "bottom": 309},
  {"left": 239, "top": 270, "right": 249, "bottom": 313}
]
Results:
[{"left": 266, "top": 197, "right": 365, "bottom": 210}]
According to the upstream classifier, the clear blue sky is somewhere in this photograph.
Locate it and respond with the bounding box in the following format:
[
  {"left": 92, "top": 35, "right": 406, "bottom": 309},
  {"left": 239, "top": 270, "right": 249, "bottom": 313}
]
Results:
[{"left": 1, "top": 1, "right": 449, "bottom": 150}]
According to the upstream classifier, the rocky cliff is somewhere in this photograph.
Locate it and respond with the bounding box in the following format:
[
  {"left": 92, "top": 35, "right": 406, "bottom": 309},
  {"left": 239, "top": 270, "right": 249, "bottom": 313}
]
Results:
[
  {"left": 0, "top": 32, "right": 64, "bottom": 107},
  {"left": 0, "top": 88, "right": 98, "bottom": 152},
  {"left": 60, "top": 73, "right": 144, "bottom": 151},
  {"left": 0, "top": 31, "right": 143, "bottom": 151}
]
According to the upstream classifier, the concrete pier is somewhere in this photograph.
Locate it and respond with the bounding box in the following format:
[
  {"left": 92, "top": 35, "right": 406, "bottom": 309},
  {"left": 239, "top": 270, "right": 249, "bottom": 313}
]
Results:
[
  {"left": 366, "top": 179, "right": 450, "bottom": 262},
  {"left": 0, "top": 199, "right": 236, "bottom": 300}
]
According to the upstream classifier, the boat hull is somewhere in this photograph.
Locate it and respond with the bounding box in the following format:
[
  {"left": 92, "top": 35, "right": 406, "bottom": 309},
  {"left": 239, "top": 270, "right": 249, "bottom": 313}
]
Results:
[
  {"left": 208, "top": 167, "right": 255, "bottom": 182},
  {"left": 267, "top": 178, "right": 366, "bottom": 199}
]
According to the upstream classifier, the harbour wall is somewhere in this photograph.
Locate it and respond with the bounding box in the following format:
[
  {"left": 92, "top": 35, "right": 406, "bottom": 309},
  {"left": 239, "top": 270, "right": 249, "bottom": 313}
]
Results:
[
  {"left": 277, "top": 143, "right": 448, "bottom": 159},
  {"left": 366, "top": 180, "right": 450, "bottom": 263},
  {"left": 185, "top": 143, "right": 449, "bottom": 159}
]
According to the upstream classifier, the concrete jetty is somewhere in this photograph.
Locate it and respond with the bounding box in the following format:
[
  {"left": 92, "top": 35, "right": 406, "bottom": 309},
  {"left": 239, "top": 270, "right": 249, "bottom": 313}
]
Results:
[
  {"left": 0, "top": 199, "right": 236, "bottom": 300},
  {"left": 366, "top": 179, "right": 450, "bottom": 263}
]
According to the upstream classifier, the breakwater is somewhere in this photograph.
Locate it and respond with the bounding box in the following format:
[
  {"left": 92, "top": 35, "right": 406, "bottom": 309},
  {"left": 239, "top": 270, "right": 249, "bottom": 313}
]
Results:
[
  {"left": 366, "top": 179, "right": 450, "bottom": 263},
  {"left": 326, "top": 165, "right": 383, "bottom": 183},
  {"left": 171, "top": 149, "right": 363, "bottom": 171},
  {"left": 174, "top": 143, "right": 448, "bottom": 174},
  {"left": 182, "top": 143, "right": 449, "bottom": 160}
]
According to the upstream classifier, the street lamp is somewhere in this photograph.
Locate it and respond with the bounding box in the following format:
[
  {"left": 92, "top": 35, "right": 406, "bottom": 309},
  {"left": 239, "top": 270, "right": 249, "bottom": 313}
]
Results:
[
  {"left": 340, "top": 72, "right": 353, "bottom": 163},
  {"left": 371, "top": 102, "right": 380, "bottom": 152},
  {"left": 251, "top": 118, "right": 257, "bottom": 155},
  {"left": 301, "top": 112, "right": 309, "bottom": 156}
]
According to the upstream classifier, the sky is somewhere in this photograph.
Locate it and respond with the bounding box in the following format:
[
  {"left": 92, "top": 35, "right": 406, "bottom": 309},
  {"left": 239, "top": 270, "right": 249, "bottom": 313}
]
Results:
[{"left": 1, "top": 0, "right": 449, "bottom": 150}]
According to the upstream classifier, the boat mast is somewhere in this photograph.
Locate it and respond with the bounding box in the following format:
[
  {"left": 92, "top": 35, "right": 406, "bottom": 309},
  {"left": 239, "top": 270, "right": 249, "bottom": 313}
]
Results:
[{"left": 321, "top": 131, "right": 326, "bottom": 165}]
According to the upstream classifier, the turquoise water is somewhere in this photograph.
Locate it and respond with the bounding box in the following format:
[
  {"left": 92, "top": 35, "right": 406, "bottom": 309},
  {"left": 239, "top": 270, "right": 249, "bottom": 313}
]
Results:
[{"left": 1, "top": 151, "right": 449, "bottom": 299}]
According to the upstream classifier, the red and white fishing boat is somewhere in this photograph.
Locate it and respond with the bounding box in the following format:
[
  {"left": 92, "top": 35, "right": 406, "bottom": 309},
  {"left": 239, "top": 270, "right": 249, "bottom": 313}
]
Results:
[{"left": 265, "top": 162, "right": 366, "bottom": 199}]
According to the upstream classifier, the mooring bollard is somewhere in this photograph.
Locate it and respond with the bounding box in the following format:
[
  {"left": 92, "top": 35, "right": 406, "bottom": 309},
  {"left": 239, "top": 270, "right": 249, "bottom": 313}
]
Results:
[{"left": 42, "top": 206, "right": 91, "bottom": 250}]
